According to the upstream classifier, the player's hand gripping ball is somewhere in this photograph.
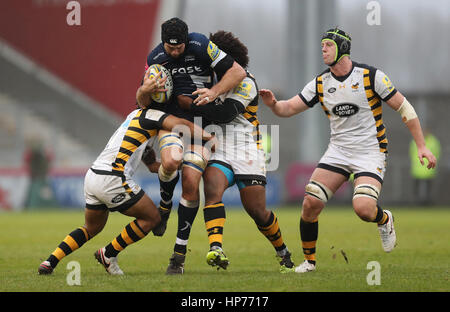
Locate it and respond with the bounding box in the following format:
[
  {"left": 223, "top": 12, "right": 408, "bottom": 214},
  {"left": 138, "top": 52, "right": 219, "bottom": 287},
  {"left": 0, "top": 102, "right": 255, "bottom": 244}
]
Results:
[{"left": 147, "top": 64, "right": 173, "bottom": 103}]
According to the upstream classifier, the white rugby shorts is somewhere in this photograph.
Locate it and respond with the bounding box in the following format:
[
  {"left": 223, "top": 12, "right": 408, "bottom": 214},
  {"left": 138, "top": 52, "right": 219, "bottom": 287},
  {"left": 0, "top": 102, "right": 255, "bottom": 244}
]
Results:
[
  {"left": 318, "top": 143, "right": 387, "bottom": 183},
  {"left": 209, "top": 131, "right": 266, "bottom": 180},
  {"left": 84, "top": 169, "right": 145, "bottom": 212}
]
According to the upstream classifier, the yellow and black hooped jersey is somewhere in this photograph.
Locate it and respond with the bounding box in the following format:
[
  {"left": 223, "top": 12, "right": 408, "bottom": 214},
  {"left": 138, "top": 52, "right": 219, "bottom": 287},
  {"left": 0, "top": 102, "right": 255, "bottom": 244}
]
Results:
[
  {"left": 299, "top": 61, "right": 397, "bottom": 153},
  {"left": 215, "top": 72, "right": 263, "bottom": 150},
  {"left": 91, "top": 109, "right": 168, "bottom": 178}
]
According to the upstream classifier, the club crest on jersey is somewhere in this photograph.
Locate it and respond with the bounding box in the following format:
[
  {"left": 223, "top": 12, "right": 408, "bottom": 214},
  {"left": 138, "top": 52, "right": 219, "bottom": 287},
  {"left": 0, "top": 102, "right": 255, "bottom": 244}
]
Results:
[
  {"left": 332, "top": 103, "right": 359, "bottom": 117},
  {"left": 207, "top": 41, "right": 220, "bottom": 61}
]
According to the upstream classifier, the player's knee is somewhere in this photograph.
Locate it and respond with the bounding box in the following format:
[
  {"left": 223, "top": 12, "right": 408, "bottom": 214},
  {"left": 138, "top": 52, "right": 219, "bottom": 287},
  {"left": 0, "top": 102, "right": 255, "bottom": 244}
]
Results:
[
  {"left": 352, "top": 183, "right": 379, "bottom": 221},
  {"left": 161, "top": 156, "right": 181, "bottom": 173},
  {"left": 353, "top": 200, "right": 376, "bottom": 222},
  {"left": 301, "top": 194, "right": 324, "bottom": 221}
]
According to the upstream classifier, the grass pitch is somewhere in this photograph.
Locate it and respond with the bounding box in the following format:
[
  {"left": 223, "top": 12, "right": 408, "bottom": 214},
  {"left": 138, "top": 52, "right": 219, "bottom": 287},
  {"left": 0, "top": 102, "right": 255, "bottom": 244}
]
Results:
[{"left": 0, "top": 206, "right": 448, "bottom": 292}]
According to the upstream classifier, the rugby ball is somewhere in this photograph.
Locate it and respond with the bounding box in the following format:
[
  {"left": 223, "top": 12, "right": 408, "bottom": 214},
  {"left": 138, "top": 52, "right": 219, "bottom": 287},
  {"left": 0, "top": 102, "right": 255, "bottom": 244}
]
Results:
[{"left": 147, "top": 64, "right": 173, "bottom": 103}]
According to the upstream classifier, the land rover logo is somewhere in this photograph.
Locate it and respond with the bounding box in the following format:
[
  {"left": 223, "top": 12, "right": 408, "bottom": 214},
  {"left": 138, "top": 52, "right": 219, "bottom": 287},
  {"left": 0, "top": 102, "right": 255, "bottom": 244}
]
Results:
[
  {"left": 332, "top": 103, "right": 359, "bottom": 117},
  {"left": 112, "top": 193, "right": 126, "bottom": 204}
]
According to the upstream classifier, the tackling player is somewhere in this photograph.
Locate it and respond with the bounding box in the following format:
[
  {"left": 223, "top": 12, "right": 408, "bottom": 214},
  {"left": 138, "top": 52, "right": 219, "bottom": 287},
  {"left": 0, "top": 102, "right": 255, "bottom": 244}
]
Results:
[
  {"left": 136, "top": 17, "right": 246, "bottom": 274},
  {"left": 38, "top": 104, "right": 214, "bottom": 275},
  {"left": 193, "top": 31, "right": 295, "bottom": 273},
  {"left": 259, "top": 28, "right": 437, "bottom": 273}
]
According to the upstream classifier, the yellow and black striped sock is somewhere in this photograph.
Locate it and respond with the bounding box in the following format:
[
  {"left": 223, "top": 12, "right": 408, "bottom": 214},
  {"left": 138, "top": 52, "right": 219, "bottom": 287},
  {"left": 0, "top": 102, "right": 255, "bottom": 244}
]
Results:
[
  {"left": 47, "top": 227, "right": 90, "bottom": 268},
  {"left": 104, "top": 220, "right": 148, "bottom": 258},
  {"left": 374, "top": 205, "right": 389, "bottom": 225},
  {"left": 300, "top": 217, "right": 318, "bottom": 265},
  {"left": 204, "top": 202, "right": 226, "bottom": 249},
  {"left": 256, "top": 211, "right": 288, "bottom": 254}
]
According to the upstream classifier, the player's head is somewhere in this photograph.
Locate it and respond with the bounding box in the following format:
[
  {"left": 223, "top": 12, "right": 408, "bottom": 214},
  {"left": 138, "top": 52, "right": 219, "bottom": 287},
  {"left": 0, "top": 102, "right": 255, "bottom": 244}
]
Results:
[
  {"left": 209, "top": 30, "right": 249, "bottom": 69},
  {"left": 321, "top": 27, "right": 351, "bottom": 66},
  {"left": 161, "top": 17, "right": 188, "bottom": 58}
]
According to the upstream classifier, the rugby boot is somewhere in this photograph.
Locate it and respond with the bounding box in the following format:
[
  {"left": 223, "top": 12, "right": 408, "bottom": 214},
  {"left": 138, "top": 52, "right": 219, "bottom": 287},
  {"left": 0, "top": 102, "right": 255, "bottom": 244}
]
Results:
[
  {"left": 38, "top": 261, "right": 53, "bottom": 275},
  {"left": 378, "top": 210, "right": 396, "bottom": 252},
  {"left": 206, "top": 246, "right": 229, "bottom": 270},
  {"left": 278, "top": 251, "right": 295, "bottom": 273},
  {"left": 166, "top": 252, "right": 185, "bottom": 275},
  {"left": 94, "top": 247, "right": 124, "bottom": 275},
  {"left": 294, "top": 260, "right": 316, "bottom": 273}
]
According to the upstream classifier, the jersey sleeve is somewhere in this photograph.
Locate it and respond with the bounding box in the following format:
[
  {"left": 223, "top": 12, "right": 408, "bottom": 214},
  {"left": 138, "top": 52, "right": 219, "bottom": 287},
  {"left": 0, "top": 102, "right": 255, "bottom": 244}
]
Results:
[
  {"left": 298, "top": 78, "right": 319, "bottom": 107},
  {"left": 191, "top": 32, "right": 233, "bottom": 78},
  {"left": 224, "top": 77, "right": 257, "bottom": 108},
  {"left": 139, "top": 109, "right": 169, "bottom": 130},
  {"left": 374, "top": 69, "right": 397, "bottom": 101}
]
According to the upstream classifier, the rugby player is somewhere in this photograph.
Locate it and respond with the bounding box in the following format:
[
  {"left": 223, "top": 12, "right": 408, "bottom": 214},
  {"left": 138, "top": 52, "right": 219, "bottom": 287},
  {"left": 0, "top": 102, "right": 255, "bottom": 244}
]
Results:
[
  {"left": 193, "top": 30, "right": 295, "bottom": 272},
  {"left": 38, "top": 104, "right": 214, "bottom": 275},
  {"left": 259, "top": 28, "right": 437, "bottom": 273},
  {"left": 136, "top": 17, "right": 246, "bottom": 274}
]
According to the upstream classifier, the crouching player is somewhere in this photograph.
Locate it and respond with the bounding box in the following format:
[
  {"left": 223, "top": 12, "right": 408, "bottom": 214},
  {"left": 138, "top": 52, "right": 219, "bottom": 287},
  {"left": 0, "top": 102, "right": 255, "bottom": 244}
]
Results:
[{"left": 38, "top": 106, "right": 214, "bottom": 275}]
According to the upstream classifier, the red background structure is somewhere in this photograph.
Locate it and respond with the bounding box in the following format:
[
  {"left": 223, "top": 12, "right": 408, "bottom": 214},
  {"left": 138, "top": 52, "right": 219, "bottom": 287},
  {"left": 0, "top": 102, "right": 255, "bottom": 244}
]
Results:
[{"left": 0, "top": 0, "right": 161, "bottom": 117}]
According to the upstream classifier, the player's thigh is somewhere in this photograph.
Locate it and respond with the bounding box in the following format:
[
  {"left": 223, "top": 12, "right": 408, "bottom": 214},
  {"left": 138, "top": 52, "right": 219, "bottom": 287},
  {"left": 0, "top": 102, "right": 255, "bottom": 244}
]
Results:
[
  {"left": 203, "top": 166, "right": 228, "bottom": 205},
  {"left": 302, "top": 167, "right": 348, "bottom": 216},
  {"left": 309, "top": 167, "right": 348, "bottom": 192}
]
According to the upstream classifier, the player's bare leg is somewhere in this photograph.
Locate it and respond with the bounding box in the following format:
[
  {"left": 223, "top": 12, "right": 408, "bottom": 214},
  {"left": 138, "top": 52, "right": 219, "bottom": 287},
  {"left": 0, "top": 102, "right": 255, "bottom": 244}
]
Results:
[
  {"left": 38, "top": 208, "right": 109, "bottom": 275},
  {"left": 296, "top": 168, "right": 347, "bottom": 273},
  {"left": 353, "top": 176, "right": 396, "bottom": 252},
  {"left": 240, "top": 184, "right": 295, "bottom": 272},
  {"left": 203, "top": 166, "right": 229, "bottom": 270}
]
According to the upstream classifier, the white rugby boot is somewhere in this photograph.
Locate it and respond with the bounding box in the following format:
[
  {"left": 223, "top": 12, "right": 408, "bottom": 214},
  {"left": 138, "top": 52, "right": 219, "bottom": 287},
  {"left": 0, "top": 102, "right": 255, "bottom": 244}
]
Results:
[
  {"left": 294, "top": 260, "right": 316, "bottom": 273},
  {"left": 377, "top": 210, "right": 396, "bottom": 252},
  {"left": 94, "top": 247, "right": 124, "bottom": 275}
]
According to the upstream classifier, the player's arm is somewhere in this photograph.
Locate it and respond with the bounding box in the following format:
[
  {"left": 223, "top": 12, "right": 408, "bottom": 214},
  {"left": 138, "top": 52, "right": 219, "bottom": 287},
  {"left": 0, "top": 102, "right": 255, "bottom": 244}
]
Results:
[
  {"left": 191, "top": 36, "right": 247, "bottom": 107},
  {"left": 161, "top": 114, "right": 214, "bottom": 143},
  {"left": 193, "top": 61, "right": 246, "bottom": 105},
  {"left": 259, "top": 89, "right": 310, "bottom": 117},
  {"left": 385, "top": 91, "right": 436, "bottom": 169}
]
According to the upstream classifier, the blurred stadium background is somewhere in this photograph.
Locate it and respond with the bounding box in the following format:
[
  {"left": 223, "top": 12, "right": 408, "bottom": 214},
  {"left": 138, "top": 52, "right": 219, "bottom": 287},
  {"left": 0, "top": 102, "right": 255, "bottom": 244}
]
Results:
[{"left": 0, "top": 0, "right": 449, "bottom": 211}]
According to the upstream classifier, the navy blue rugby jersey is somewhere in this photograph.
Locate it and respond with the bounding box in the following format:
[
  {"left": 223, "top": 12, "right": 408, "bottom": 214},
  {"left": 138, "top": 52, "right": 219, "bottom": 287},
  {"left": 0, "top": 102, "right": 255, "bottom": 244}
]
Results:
[{"left": 145, "top": 32, "right": 234, "bottom": 124}]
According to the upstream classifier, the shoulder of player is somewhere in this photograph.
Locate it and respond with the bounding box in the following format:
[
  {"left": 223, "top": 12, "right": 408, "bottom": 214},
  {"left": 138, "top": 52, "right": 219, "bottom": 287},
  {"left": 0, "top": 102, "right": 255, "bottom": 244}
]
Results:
[
  {"left": 315, "top": 68, "right": 331, "bottom": 81},
  {"left": 186, "top": 32, "right": 210, "bottom": 51},
  {"left": 147, "top": 43, "right": 167, "bottom": 65},
  {"left": 352, "top": 61, "right": 379, "bottom": 74}
]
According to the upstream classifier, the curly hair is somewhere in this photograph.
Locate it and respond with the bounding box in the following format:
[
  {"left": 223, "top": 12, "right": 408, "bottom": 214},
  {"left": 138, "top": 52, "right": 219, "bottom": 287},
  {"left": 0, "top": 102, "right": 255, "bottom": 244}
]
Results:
[{"left": 209, "top": 30, "right": 249, "bottom": 69}]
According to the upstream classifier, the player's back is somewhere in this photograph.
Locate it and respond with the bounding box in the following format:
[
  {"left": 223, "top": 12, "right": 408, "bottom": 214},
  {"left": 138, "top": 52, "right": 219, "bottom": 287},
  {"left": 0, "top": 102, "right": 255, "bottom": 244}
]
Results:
[{"left": 91, "top": 109, "right": 167, "bottom": 178}]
